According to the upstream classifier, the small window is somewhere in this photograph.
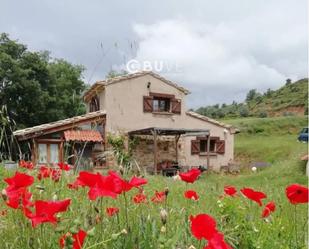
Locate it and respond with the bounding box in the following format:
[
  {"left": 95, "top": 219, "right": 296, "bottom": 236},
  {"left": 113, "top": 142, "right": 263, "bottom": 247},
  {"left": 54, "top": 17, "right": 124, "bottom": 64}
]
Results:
[
  {"left": 38, "top": 144, "right": 47, "bottom": 163},
  {"left": 37, "top": 143, "right": 60, "bottom": 165},
  {"left": 200, "top": 139, "right": 216, "bottom": 153},
  {"left": 50, "top": 144, "right": 59, "bottom": 163},
  {"left": 153, "top": 97, "right": 170, "bottom": 112},
  {"left": 89, "top": 96, "right": 100, "bottom": 112}
]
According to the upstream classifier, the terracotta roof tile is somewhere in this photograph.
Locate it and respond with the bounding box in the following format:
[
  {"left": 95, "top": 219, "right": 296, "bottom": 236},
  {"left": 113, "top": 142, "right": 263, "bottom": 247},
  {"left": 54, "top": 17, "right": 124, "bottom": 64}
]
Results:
[{"left": 64, "top": 130, "right": 103, "bottom": 142}]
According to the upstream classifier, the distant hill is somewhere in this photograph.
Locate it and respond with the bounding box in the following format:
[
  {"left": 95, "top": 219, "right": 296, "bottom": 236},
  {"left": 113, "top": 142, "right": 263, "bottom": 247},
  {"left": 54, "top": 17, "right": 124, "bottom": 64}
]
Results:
[{"left": 195, "top": 78, "right": 308, "bottom": 119}]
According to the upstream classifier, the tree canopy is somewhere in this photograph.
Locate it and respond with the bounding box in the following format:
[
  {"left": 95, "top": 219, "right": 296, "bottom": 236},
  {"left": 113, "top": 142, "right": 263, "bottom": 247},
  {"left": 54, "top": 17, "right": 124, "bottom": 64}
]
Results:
[{"left": 0, "top": 33, "right": 86, "bottom": 129}]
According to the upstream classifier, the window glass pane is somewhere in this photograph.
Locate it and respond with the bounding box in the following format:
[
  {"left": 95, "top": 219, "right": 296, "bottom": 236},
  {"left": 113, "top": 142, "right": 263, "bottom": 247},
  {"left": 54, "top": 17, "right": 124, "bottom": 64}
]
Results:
[
  {"left": 153, "top": 99, "right": 159, "bottom": 111},
  {"left": 159, "top": 100, "right": 166, "bottom": 111},
  {"left": 38, "top": 144, "right": 47, "bottom": 163},
  {"left": 200, "top": 140, "right": 207, "bottom": 152},
  {"left": 50, "top": 144, "right": 59, "bottom": 163},
  {"left": 210, "top": 140, "right": 216, "bottom": 152}
]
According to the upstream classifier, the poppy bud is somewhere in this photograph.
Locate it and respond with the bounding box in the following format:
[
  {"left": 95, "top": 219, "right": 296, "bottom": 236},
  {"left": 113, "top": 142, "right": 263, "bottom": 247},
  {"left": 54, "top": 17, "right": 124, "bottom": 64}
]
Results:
[
  {"left": 87, "top": 227, "right": 96, "bottom": 237},
  {"left": 1, "top": 189, "right": 7, "bottom": 201},
  {"left": 164, "top": 187, "right": 169, "bottom": 197},
  {"left": 160, "top": 225, "right": 166, "bottom": 233},
  {"left": 111, "top": 233, "right": 119, "bottom": 240},
  {"left": 119, "top": 166, "right": 124, "bottom": 175},
  {"left": 69, "top": 226, "right": 79, "bottom": 234},
  {"left": 73, "top": 218, "right": 82, "bottom": 225},
  {"left": 35, "top": 185, "right": 45, "bottom": 190},
  {"left": 94, "top": 206, "right": 100, "bottom": 213},
  {"left": 160, "top": 208, "right": 168, "bottom": 225},
  {"left": 52, "top": 194, "right": 58, "bottom": 201},
  {"left": 188, "top": 246, "right": 196, "bottom": 249}
]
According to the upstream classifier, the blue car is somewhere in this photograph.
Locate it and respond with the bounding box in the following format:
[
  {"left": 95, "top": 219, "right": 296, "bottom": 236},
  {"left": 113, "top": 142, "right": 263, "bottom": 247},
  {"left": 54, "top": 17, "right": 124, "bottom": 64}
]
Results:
[{"left": 298, "top": 127, "right": 308, "bottom": 142}]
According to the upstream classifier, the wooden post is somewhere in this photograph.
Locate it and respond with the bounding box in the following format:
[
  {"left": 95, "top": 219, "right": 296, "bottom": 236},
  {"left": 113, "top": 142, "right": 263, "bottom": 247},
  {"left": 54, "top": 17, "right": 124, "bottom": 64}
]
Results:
[
  {"left": 207, "top": 134, "right": 210, "bottom": 170},
  {"left": 153, "top": 129, "right": 158, "bottom": 175},
  {"left": 175, "top": 134, "right": 180, "bottom": 163},
  {"left": 59, "top": 140, "right": 64, "bottom": 163},
  {"left": 31, "top": 139, "right": 37, "bottom": 166}
]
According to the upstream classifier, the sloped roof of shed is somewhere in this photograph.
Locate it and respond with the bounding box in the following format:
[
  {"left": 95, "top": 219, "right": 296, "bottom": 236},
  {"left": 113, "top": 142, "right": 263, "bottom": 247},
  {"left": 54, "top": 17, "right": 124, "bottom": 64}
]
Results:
[{"left": 13, "top": 110, "right": 106, "bottom": 140}]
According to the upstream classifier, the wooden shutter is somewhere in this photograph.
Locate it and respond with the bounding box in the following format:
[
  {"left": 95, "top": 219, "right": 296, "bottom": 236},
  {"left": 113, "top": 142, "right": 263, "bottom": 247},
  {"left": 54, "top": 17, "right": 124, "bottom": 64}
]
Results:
[
  {"left": 191, "top": 140, "right": 200, "bottom": 155},
  {"left": 143, "top": 96, "right": 153, "bottom": 112},
  {"left": 171, "top": 98, "right": 181, "bottom": 114},
  {"left": 216, "top": 140, "right": 225, "bottom": 154}
]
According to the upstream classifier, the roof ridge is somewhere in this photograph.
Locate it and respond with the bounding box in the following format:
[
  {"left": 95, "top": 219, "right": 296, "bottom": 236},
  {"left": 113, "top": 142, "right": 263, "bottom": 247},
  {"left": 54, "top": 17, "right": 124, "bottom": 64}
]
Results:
[
  {"left": 84, "top": 71, "right": 190, "bottom": 101},
  {"left": 186, "top": 111, "right": 234, "bottom": 130}
]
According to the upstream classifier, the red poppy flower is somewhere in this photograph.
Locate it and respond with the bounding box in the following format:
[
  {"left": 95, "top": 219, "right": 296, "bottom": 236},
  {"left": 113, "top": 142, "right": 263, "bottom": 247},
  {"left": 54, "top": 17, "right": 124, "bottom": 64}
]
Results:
[
  {"left": 6, "top": 188, "right": 33, "bottom": 209},
  {"left": 59, "top": 229, "right": 87, "bottom": 249},
  {"left": 151, "top": 191, "right": 166, "bottom": 203},
  {"left": 57, "top": 162, "right": 71, "bottom": 171},
  {"left": 190, "top": 214, "right": 217, "bottom": 240},
  {"left": 5, "top": 172, "right": 34, "bottom": 192},
  {"left": 106, "top": 207, "right": 119, "bottom": 217},
  {"left": 108, "top": 171, "right": 148, "bottom": 194},
  {"left": 224, "top": 186, "right": 237, "bottom": 197},
  {"left": 203, "top": 232, "right": 232, "bottom": 249},
  {"left": 67, "top": 179, "right": 83, "bottom": 190},
  {"left": 51, "top": 169, "right": 62, "bottom": 182},
  {"left": 184, "top": 190, "right": 199, "bottom": 201},
  {"left": 285, "top": 184, "right": 309, "bottom": 204},
  {"left": 179, "top": 169, "right": 201, "bottom": 183},
  {"left": 76, "top": 171, "right": 98, "bottom": 188},
  {"left": 37, "top": 166, "right": 51, "bottom": 180},
  {"left": 262, "top": 201, "right": 276, "bottom": 218},
  {"left": 24, "top": 199, "right": 71, "bottom": 227},
  {"left": 19, "top": 160, "right": 34, "bottom": 170},
  {"left": 129, "top": 176, "right": 148, "bottom": 187},
  {"left": 76, "top": 172, "right": 118, "bottom": 200},
  {"left": 133, "top": 193, "right": 147, "bottom": 204},
  {"left": 240, "top": 188, "right": 267, "bottom": 206}
]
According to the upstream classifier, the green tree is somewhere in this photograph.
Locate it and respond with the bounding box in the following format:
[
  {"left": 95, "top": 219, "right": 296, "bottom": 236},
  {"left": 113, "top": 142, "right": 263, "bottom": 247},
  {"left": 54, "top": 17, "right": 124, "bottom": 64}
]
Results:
[
  {"left": 246, "top": 89, "right": 258, "bottom": 102},
  {"left": 0, "top": 33, "right": 86, "bottom": 128}
]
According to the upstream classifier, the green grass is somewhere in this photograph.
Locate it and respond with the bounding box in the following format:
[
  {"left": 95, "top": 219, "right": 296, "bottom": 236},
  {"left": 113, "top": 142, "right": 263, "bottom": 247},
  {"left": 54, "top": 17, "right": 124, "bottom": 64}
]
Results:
[{"left": 0, "top": 116, "right": 308, "bottom": 249}]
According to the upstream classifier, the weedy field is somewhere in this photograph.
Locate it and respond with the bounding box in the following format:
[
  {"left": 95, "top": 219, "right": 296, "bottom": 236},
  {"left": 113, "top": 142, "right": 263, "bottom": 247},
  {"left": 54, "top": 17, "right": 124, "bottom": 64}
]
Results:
[{"left": 0, "top": 116, "right": 307, "bottom": 249}]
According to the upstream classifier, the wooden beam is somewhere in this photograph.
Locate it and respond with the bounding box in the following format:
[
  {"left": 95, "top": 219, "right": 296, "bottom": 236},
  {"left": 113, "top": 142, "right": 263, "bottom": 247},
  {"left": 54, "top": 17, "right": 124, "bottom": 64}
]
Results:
[
  {"left": 36, "top": 138, "right": 63, "bottom": 143},
  {"left": 31, "top": 139, "right": 37, "bottom": 166},
  {"left": 59, "top": 141, "right": 64, "bottom": 163},
  {"left": 207, "top": 135, "right": 210, "bottom": 170},
  {"left": 152, "top": 130, "right": 158, "bottom": 175},
  {"left": 175, "top": 134, "right": 180, "bottom": 163},
  {"left": 149, "top": 92, "right": 175, "bottom": 99}
]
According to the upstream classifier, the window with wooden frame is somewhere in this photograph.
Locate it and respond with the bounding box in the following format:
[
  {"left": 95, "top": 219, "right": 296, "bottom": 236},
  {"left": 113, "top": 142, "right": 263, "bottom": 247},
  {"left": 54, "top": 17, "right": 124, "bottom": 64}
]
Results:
[
  {"left": 37, "top": 142, "right": 61, "bottom": 164},
  {"left": 199, "top": 139, "right": 216, "bottom": 153},
  {"left": 153, "top": 97, "right": 170, "bottom": 112},
  {"left": 191, "top": 136, "right": 225, "bottom": 155},
  {"left": 143, "top": 92, "right": 181, "bottom": 114}
]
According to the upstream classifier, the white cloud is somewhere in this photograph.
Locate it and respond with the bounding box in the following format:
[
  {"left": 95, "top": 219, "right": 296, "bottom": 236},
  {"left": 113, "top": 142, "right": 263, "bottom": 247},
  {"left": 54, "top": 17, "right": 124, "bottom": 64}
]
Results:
[{"left": 126, "top": 4, "right": 307, "bottom": 107}]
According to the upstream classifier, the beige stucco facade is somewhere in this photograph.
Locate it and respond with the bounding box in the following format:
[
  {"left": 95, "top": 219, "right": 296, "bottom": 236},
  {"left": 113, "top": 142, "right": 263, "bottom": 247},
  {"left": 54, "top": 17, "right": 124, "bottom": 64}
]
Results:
[{"left": 85, "top": 72, "right": 236, "bottom": 171}]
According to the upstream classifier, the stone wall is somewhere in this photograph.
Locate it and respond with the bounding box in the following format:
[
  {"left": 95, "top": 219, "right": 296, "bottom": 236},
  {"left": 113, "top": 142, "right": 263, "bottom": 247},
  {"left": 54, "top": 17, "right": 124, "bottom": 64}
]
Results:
[{"left": 132, "top": 136, "right": 186, "bottom": 169}]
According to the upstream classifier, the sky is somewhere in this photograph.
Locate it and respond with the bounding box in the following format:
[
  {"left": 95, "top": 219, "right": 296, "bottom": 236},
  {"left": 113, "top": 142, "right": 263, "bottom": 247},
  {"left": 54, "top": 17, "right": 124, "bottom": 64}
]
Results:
[{"left": 1, "top": 0, "right": 308, "bottom": 108}]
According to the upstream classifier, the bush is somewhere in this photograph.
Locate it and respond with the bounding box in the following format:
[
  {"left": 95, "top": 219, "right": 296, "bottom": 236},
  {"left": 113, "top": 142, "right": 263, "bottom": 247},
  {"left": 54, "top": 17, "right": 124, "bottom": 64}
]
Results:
[
  {"left": 258, "top": 111, "right": 268, "bottom": 118},
  {"left": 239, "top": 106, "right": 249, "bottom": 117}
]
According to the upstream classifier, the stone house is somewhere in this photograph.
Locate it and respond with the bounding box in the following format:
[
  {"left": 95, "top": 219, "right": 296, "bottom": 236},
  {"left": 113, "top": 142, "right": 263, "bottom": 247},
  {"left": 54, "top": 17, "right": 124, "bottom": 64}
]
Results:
[{"left": 13, "top": 71, "right": 237, "bottom": 172}]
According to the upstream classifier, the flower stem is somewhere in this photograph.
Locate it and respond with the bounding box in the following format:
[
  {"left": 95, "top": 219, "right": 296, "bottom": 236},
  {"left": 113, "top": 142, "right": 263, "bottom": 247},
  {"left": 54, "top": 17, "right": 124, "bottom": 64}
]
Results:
[
  {"left": 123, "top": 192, "right": 130, "bottom": 231},
  {"left": 294, "top": 205, "right": 298, "bottom": 248}
]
